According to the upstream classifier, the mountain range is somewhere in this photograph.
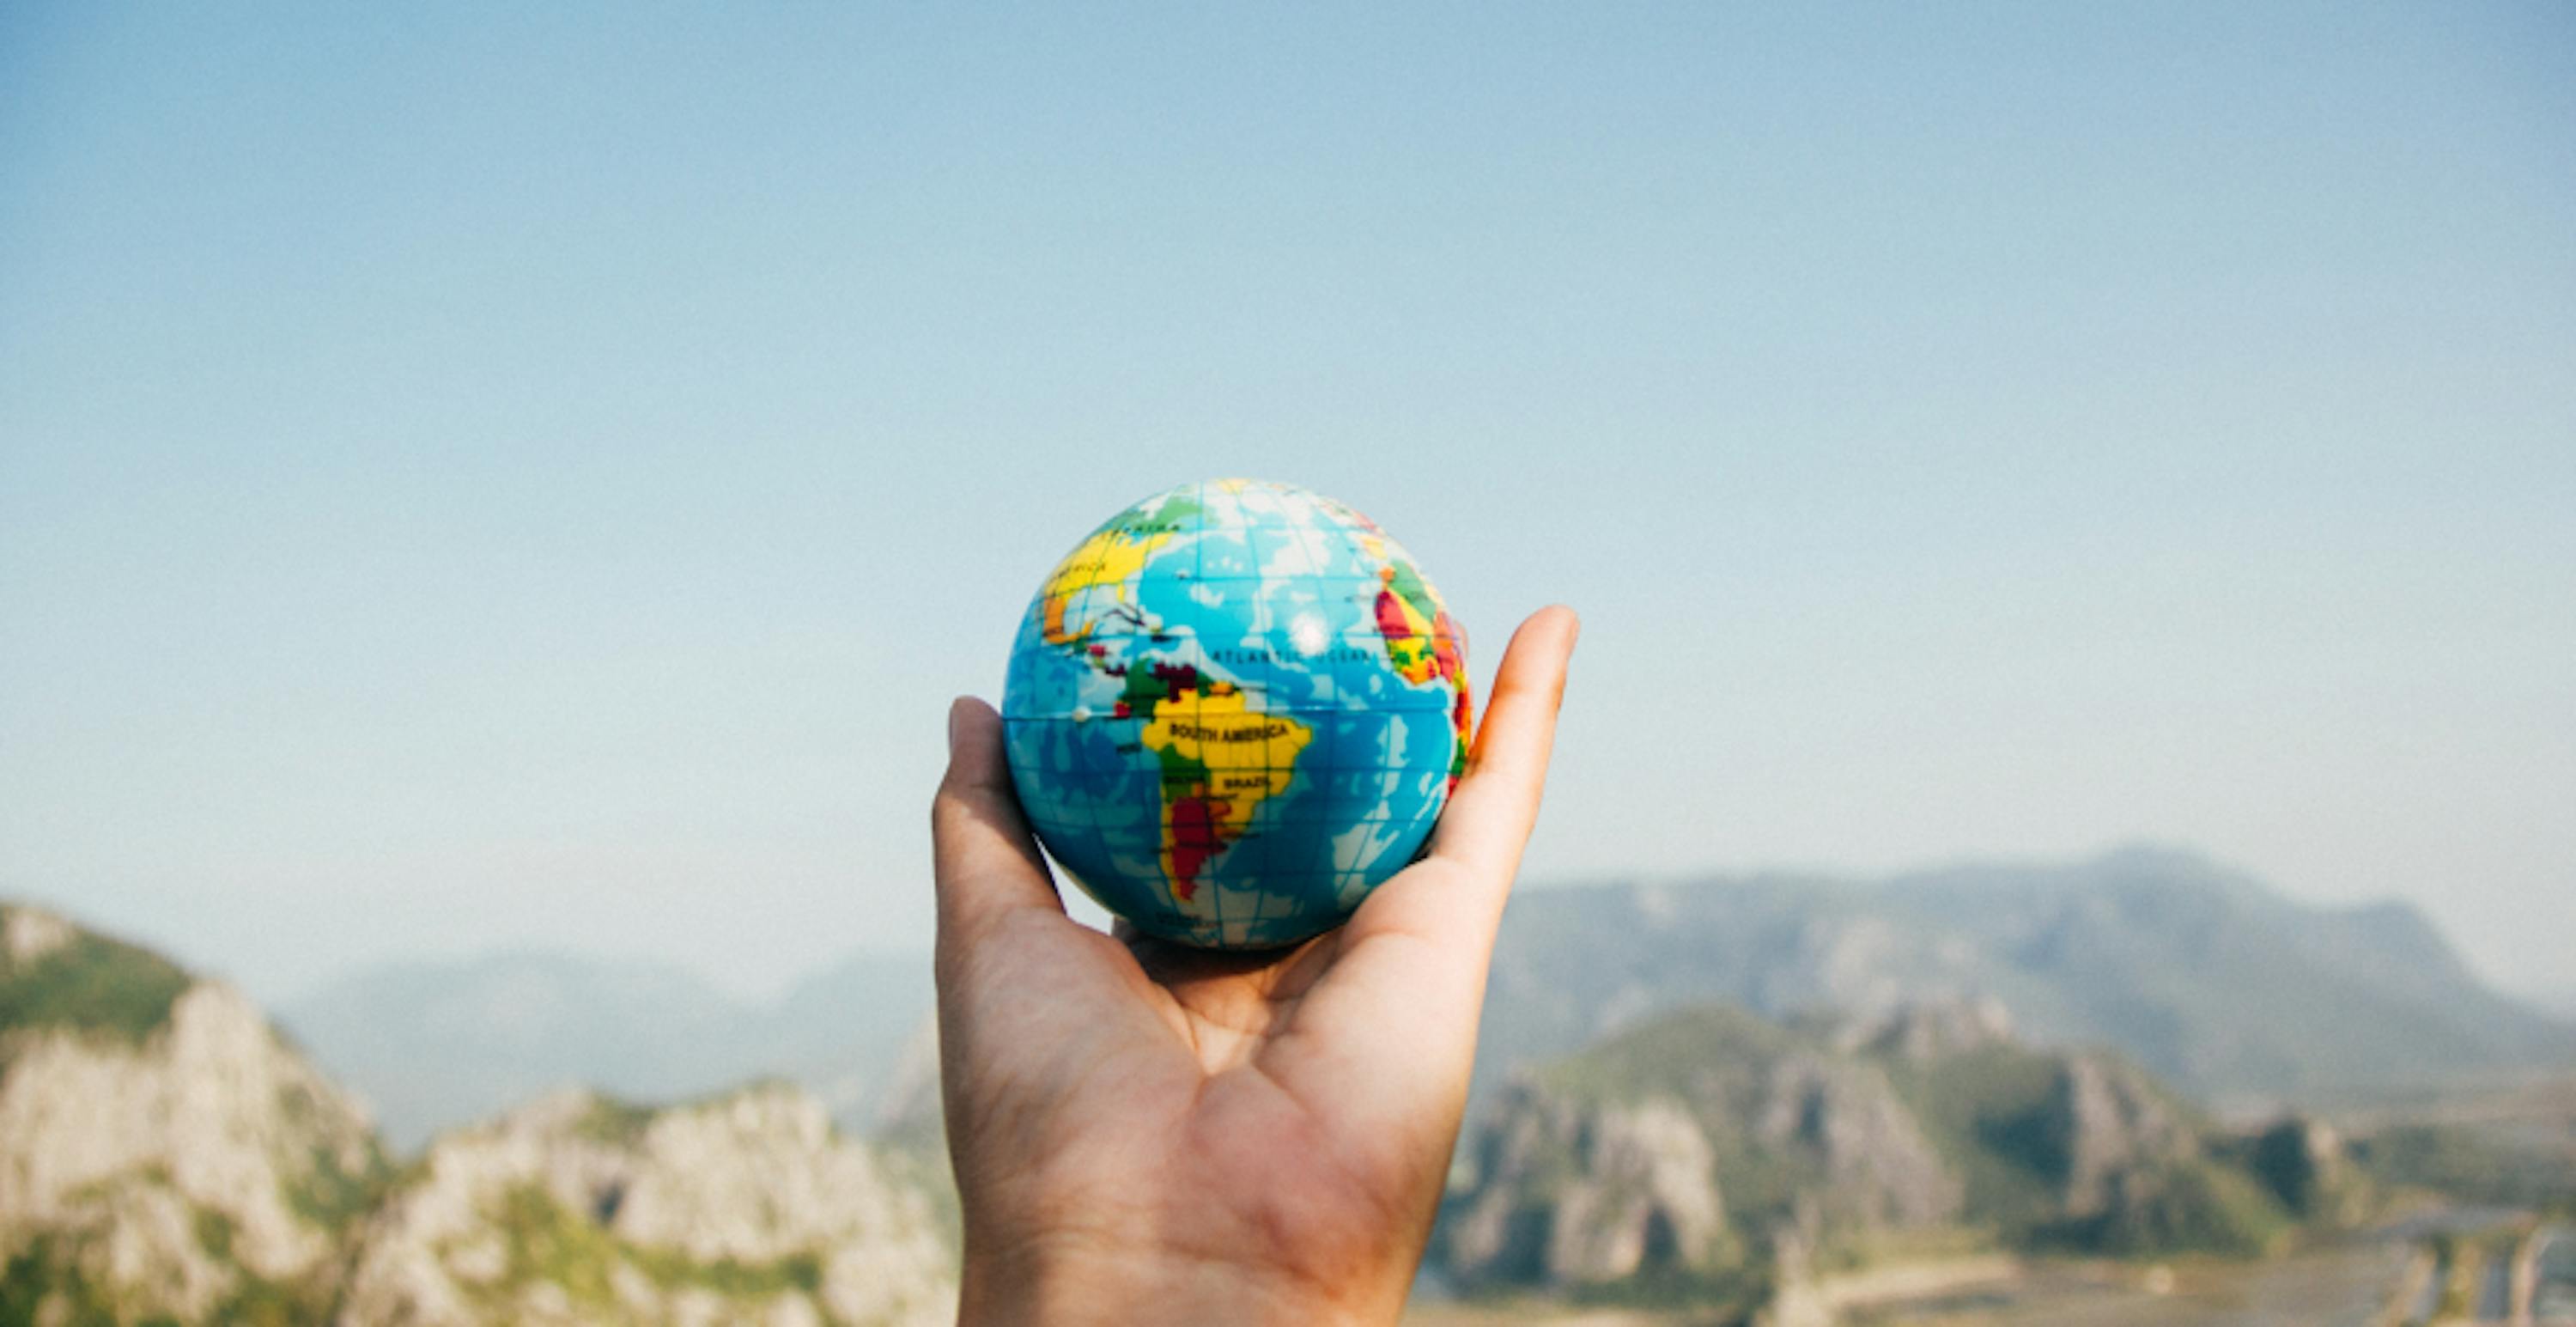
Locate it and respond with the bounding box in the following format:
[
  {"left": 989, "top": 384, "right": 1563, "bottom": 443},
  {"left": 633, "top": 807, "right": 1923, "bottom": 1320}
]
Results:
[
  {"left": 281, "top": 846, "right": 2575, "bottom": 1152},
  {"left": 1479, "top": 846, "right": 2574, "bottom": 1114}
]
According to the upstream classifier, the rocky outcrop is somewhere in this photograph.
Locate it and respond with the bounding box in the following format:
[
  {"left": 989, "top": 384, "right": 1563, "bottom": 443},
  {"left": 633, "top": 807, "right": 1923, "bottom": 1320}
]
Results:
[
  {"left": 1443, "top": 1010, "right": 1964, "bottom": 1293},
  {"left": 1445, "top": 1086, "right": 1735, "bottom": 1287},
  {"left": 336, "top": 1084, "right": 955, "bottom": 1326},
  {"left": 2, "top": 908, "right": 76, "bottom": 967},
  {"left": 2243, "top": 1114, "right": 2370, "bottom": 1227},
  {"left": 2050, "top": 1054, "right": 2193, "bottom": 1219},
  {"left": 2006, "top": 1054, "right": 2288, "bottom": 1256},
  {"left": 2, "top": 904, "right": 963, "bottom": 1324},
  {"left": 0, "top": 906, "right": 385, "bottom": 1322},
  {"left": 1757, "top": 1052, "right": 1962, "bottom": 1229}
]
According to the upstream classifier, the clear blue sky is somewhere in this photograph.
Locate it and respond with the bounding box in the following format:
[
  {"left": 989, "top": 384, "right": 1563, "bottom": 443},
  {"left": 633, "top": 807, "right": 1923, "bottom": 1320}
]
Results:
[{"left": 4, "top": 3, "right": 2570, "bottom": 1002}]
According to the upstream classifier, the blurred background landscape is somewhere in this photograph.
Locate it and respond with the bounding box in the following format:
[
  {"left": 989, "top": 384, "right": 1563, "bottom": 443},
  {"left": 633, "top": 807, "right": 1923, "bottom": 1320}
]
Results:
[{"left": 3, "top": 3, "right": 2569, "bottom": 1324}]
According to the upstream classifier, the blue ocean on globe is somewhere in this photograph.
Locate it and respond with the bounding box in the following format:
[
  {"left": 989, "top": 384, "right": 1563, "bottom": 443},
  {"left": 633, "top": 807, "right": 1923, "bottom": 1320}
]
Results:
[{"left": 1001, "top": 479, "right": 1472, "bottom": 949}]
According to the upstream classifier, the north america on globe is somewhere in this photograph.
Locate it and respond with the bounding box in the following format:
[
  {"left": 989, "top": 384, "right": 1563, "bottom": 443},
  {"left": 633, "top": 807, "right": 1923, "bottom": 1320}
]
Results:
[{"left": 1002, "top": 478, "right": 1470, "bottom": 949}]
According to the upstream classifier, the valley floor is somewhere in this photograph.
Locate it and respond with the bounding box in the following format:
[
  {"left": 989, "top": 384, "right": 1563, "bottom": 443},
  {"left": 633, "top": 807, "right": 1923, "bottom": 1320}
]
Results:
[
  {"left": 1840, "top": 1246, "right": 2409, "bottom": 1327},
  {"left": 1402, "top": 1241, "right": 2454, "bottom": 1327}
]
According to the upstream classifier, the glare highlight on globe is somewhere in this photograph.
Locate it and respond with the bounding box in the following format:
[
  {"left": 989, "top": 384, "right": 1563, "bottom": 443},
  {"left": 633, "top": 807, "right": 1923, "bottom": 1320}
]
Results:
[{"left": 1002, "top": 479, "right": 1472, "bottom": 949}]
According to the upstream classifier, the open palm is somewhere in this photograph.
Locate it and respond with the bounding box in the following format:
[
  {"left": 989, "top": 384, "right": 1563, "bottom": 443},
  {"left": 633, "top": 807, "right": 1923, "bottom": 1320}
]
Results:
[{"left": 931, "top": 606, "right": 1578, "bottom": 1326}]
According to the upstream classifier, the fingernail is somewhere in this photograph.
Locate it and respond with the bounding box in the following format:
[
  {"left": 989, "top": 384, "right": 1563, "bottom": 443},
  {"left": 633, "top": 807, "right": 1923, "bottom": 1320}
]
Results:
[{"left": 947, "top": 699, "right": 967, "bottom": 757}]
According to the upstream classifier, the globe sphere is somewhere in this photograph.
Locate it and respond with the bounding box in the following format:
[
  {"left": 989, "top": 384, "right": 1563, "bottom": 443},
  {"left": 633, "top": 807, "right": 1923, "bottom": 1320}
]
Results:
[{"left": 1001, "top": 479, "right": 1471, "bottom": 949}]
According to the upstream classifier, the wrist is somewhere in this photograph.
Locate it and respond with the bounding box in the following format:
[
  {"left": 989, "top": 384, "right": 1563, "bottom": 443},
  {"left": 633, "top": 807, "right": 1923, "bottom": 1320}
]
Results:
[{"left": 958, "top": 1230, "right": 1400, "bottom": 1327}]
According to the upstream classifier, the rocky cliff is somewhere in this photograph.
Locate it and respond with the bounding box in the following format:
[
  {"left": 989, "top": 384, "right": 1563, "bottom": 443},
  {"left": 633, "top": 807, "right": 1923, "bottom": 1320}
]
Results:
[
  {"left": 1443, "top": 1089, "right": 1739, "bottom": 1287},
  {"left": 0, "top": 904, "right": 386, "bottom": 1322},
  {"left": 0, "top": 904, "right": 958, "bottom": 1326},
  {"left": 337, "top": 1086, "right": 954, "bottom": 1326}
]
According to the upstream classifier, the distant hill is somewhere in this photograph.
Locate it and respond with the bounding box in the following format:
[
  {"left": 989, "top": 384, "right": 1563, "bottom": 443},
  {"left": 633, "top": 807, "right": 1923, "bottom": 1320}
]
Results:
[
  {"left": 1479, "top": 847, "right": 2576, "bottom": 1114},
  {"left": 281, "top": 949, "right": 932, "bottom": 1151}
]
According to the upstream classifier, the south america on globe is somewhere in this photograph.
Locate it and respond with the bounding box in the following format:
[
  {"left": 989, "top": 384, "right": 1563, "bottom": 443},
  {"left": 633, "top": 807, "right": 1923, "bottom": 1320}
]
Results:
[{"left": 1001, "top": 479, "right": 1472, "bottom": 949}]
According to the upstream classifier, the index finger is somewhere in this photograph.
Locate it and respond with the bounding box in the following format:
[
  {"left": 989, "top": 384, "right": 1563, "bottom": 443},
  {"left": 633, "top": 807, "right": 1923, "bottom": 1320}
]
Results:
[
  {"left": 1261, "top": 606, "right": 1577, "bottom": 1144},
  {"left": 1329, "top": 605, "right": 1579, "bottom": 963}
]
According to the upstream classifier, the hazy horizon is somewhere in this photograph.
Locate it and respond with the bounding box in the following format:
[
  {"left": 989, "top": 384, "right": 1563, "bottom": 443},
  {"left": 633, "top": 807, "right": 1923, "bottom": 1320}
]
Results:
[{"left": 6, "top": 5, "right": 2570, "bottom": 1004}]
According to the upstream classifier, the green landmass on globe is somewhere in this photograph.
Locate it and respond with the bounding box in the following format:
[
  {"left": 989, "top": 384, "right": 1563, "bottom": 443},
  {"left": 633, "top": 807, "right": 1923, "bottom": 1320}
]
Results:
[{"left": 1001, "top": 479, "right": 1471, "bottom": 949}]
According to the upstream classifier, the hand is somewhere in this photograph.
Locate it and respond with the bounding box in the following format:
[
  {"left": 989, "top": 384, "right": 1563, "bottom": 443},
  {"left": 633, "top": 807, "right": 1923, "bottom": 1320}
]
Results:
[{"left": 929, "top": 606, "right": 1579, "bottom": 1325}]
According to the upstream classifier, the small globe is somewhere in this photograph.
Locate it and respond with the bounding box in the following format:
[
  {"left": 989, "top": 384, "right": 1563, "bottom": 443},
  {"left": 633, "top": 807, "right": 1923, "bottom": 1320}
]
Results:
[{"left": 1001, "top": 479, "right": 1471, "bottom": 949}]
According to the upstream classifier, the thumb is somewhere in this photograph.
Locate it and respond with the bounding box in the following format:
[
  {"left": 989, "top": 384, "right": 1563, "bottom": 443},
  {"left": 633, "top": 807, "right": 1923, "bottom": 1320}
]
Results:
[{"left": 930, "top": 697, "right": 1063, "bottom": 945}]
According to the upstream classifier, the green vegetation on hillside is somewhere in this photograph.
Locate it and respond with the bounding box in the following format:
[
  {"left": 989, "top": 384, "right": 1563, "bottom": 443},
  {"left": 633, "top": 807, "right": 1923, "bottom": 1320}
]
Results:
[
  {"left": 281, "top": 1140, "right": 387, "bottom": 1231},
  {"left": 0, "top": 914, "right": 192, "bottom": 1047},
  {"left": 193, "top": 1210, "right": 336, "bottom": 1327},
  {"left": 1886, "top": 1043, "right": 2293, "bottom": 1255},
  {"left": 1880, "top": 1045, "right": 2067, "bottom": 1225},
  {"left": 1535, "top": 1003, "right": 1801, "bottom": 1103},
  {"left": 484, "top": 1182, "right": 827, "bottom": 1314},
  {"left": 1532, "top": 1005, "right": 1875, "bottom": 1238},
  {"left": 0, "top": 1236, "right": 126, "bottom": 1327},
  {"left": 0, "top": 1221, "right": 325, "bottom": 1327},
  {"left": 274, "top": 1079, "right": 392, "bottom": 1229},
  {"left": 2036, "top": 1156, "right": 2291, "bottom": 1257}
]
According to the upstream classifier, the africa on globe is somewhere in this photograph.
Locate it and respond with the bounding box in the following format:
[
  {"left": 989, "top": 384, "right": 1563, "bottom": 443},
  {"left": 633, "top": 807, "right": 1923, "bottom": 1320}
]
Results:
[{"left": 1001, "top": 479, "right": 1471, "bottom": 949}]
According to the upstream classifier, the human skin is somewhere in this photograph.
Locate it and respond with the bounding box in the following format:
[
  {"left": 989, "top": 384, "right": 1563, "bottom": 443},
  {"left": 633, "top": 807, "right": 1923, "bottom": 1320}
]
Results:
[{"left": 929, "top": 606, "right": 1580, "bottom": 1325}]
